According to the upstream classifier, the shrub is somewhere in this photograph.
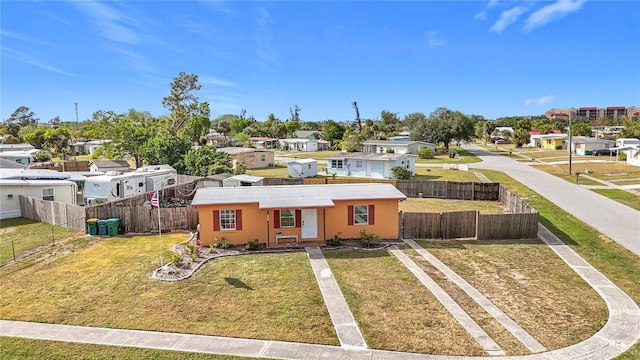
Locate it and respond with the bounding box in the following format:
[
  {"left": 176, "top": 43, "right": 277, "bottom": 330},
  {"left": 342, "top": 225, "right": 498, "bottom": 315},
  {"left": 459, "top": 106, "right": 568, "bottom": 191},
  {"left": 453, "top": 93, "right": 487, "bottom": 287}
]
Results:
[
  {"left": 246, "top": 239, "right": 260, "bottom": 251},
  {"left": 169, "top": 252, "right": 183, "bottom": 266},
  {"left": 360, "top": 230, "right": 381, "bottom": 248},
  {"left": 220, "top": 237, "right": 229, "bottom": 249},
  {"left": 185, "top": 242, "right": 199, "bottom": 261},
  {"left": 328, "top": 234, "right": 342, "bottom": 246},
  {"left": 391, "top": 166, "right": 411, "bottom": 180},
  {"left": 385, "top": 148, "right": 395, "bottom": 153},
  {"left": 418, "top": 147, "right": 435, "bottom": 159},
  {"left": 209, "top": 243, "right": 217, "bottom": 254}
]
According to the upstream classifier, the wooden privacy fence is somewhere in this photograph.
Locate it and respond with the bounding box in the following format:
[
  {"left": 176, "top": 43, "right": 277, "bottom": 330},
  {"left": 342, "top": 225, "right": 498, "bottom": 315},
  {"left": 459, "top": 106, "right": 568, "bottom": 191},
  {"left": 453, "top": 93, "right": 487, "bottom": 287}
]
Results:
[
  {"left": 19, "top": 196, "right": 86, "bottom": 231},
  {"left": 395, "top": 181, "right": 500, "bottom": 200},
  {"left": 402, "top": 211, "right": 539, "bottom": 240},
  {"left": 500, "top": 186, "right": 536, "bottom": 213},
  {"left": 476, "top": 213, "right": 539, "bottom": 240},
  {"left": 85, "top": 206, "right": 199, "bottom": 233}
]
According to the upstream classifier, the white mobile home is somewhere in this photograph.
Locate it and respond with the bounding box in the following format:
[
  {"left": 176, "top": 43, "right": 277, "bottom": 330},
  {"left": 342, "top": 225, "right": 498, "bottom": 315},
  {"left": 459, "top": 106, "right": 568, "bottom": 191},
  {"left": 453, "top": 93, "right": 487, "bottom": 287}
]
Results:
[
  {"left": 83, "top": 165, "right": 177, "bottom": 204},
  {"left": 0, "top": 169, "right": 77, "bottom": 219},
  {"left": 287, "top": 158, "right": 318, "bottom": 178}
]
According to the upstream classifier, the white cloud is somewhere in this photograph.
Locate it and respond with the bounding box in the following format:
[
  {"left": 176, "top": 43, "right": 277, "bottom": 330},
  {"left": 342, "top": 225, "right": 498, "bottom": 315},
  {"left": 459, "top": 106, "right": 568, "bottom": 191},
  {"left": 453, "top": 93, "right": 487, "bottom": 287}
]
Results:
[
  {"left": 490, "top": 5, "right": 528, "bottom": 33},
  {"left": 72, "top": 1, "right": 142, "bottom": 44},
  {"left": 524, "top": 95, "right": 555, "bottom": 106},
  {"left": 200, "top": 76, "right": 237, "bottom": 88},
  {"left": 524, "top": 0, "right": 586, "bottom": 31},
  {"left": 488, "top": 0, "right": 500, "bottom": 8},
  {"left": 255, "top": 7, "right": 279, "bottom": 65},
  {"left": 425, "top": 30, "right": 446, "bottom": 48},
  {"left": 3, "top": 47, "right": 77, "bottom": 77},
  {"left": 474, "top": 10, "right": 487, "bottom": 21}
]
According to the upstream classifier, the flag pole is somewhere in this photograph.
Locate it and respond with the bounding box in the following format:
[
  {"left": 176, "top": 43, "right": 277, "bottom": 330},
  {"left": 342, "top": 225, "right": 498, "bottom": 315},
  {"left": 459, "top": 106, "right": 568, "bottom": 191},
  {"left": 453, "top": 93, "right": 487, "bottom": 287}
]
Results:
[{"left": 158, "top": 187, "right": 163, "bottom": 267}]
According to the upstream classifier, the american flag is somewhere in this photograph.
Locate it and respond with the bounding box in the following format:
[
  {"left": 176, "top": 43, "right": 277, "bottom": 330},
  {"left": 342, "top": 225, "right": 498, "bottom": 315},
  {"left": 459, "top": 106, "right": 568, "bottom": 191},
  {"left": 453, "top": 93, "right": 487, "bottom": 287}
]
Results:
[{"left": 150, "top": 191, "right": 159, "bottom": 208}]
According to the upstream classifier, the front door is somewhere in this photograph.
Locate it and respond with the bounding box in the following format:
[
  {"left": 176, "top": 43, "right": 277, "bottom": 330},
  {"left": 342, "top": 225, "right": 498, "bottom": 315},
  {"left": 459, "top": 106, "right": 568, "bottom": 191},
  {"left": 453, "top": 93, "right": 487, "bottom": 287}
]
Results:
[{"left": 301, "top": 209, "right": 317, "bottom": 239}]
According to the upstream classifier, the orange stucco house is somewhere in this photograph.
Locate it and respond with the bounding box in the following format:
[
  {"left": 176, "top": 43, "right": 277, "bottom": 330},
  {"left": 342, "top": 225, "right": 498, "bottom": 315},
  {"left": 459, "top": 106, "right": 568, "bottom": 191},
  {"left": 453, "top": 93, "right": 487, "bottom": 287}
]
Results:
[{"left": 191, "top": 183, "right": 406, "bottom": 247}]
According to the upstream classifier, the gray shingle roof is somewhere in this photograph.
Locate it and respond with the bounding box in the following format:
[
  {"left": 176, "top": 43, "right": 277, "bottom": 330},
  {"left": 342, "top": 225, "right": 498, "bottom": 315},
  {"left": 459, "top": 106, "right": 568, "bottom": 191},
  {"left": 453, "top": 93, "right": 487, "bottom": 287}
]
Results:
[{"left": 191, "top": 183, "right": 406, "bottom": 209}]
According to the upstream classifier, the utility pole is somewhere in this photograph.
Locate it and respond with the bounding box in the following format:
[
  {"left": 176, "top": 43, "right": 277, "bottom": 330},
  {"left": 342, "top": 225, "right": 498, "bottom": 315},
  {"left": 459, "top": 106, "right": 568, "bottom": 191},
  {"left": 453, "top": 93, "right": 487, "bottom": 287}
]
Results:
[
  {"left": 568, "top": 110, "right": 572, "bottom": 175},
  {"left": 74, "top": 102, "right": 79, "bottom": 160}
]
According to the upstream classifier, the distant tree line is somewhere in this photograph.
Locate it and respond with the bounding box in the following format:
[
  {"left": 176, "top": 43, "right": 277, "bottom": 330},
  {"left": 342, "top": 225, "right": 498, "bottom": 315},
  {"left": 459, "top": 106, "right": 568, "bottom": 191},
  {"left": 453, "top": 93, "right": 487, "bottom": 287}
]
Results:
[{"left": 3, "top": 72, "right": 639, "bottom": 173}]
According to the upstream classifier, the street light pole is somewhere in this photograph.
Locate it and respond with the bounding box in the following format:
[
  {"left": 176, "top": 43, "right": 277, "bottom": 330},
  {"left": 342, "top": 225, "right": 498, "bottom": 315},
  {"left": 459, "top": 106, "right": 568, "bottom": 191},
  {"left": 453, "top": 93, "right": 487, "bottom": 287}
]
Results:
[{"left": 568, "top": 111, "right": 572, "bottom": 175}]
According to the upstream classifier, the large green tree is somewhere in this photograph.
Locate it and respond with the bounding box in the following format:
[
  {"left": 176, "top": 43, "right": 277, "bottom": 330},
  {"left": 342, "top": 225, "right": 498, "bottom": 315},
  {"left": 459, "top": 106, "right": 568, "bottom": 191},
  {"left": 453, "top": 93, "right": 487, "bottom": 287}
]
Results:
[
  {"left": 182, "top": 147, "right": 231, "bottom": 176},
  {"left": 84, "top": 109, "right": 154, "bottom": 167},
  {"left": 2, "top": 106, "right": 39, "bottom": 139},
  {"left": 410, "top": 108, "right": 476, "bottom": 150},
  {"left": 321, "top": 119, "right": 346, "bottom": 146},
  {"left": 162, "top": 72, "right": 203, "bottom": 131},
  {"left": 380, "top": 110, "right": 400, "bottom": 134},
  {"left": 402, "top": 112, "right": 427, "bottom": 130}
]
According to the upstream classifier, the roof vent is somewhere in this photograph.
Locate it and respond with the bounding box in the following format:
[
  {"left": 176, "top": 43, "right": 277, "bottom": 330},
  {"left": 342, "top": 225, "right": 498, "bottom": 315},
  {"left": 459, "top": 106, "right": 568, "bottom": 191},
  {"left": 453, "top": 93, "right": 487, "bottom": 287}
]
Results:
[{"left": 105, "top": 171, "right": 120, "bottom": 176}]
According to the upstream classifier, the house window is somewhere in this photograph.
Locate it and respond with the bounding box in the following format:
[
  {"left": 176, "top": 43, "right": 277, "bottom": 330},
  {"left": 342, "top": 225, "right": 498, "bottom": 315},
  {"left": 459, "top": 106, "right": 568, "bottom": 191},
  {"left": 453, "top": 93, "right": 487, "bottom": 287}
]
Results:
[
  {"left": 355, "top": 160, "right": 362, "bottom": 168},
  {"left": 348, "top": 205, "right": 374, "bottom": 226},
  {"left": 307, "top": 164, "right": 312, "bottom": 169},
  {"left": 331, "top": 160, "right": 343, "bottom": 169},
  {"left": 354, "top": 205, "right": 368, "bottom": 225},
  {"left": 280, "top": 209, "right": 295, "bottom": 228},
  {"left": 220, "top": 209, "right": 236, "bottom": 230},
  {"left": 261, "top": 154, "right": 266, "bottom": 162},
  {"left": 42, "top": 188, "right": 54, "bottom": 201}
]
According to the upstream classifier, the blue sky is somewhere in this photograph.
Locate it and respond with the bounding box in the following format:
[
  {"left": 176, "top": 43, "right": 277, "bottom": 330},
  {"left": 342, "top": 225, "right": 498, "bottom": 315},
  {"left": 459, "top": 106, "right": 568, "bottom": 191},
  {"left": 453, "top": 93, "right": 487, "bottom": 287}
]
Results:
[{"left": 2, "top": 1, "right": 639, "bottom": 124}]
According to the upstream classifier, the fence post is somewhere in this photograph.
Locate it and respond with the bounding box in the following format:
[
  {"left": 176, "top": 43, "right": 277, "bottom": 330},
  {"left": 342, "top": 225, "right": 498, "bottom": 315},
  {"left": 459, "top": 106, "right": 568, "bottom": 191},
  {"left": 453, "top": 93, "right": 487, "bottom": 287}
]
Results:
[
  {"left": 11, "top": 240, "right": 16, "bottom": 262},
  {"left": 51, "top": 225, "right": 55, "bottom": 245}
]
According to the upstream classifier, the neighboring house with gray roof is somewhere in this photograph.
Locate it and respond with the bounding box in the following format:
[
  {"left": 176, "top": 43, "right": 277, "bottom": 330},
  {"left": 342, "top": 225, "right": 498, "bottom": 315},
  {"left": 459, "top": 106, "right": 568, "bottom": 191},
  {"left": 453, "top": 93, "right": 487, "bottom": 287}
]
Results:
[
  {"left": 361, "top": 140, "right": 434, "bottom": 155},
  {"left": 89, "top": 160, "right": 131, "bottom": 173},
  {"left": 326, "top": 152, "right": 417, "bottom": 179},
  {"left": 216, "top": 147, "right": 275, "bottom": 169}
]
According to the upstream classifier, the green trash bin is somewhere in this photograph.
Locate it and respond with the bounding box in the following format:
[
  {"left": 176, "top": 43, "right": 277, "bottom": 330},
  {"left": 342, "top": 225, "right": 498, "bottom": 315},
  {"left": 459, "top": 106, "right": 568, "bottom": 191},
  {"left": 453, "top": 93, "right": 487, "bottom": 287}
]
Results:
[
  {"left": 106, "top": 218, "right": 120, "bottom": 237},
  {"left": 87, "top": 218, "right": 99, "bottom": 235}
]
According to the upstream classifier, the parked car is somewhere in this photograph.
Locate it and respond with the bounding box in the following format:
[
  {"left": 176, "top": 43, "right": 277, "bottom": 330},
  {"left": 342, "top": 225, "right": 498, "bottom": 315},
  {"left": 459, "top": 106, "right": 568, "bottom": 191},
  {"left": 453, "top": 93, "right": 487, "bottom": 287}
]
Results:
[{"left": 593, "top": 148, "right": 613, "bottom": 156}]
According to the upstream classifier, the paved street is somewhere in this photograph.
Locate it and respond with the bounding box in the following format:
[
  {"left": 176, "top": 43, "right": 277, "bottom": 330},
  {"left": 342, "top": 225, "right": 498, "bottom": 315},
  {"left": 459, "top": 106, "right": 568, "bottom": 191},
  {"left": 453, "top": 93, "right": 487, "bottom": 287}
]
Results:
[{"left": 462, "top": 143, "right": 640, "bottom": 257}]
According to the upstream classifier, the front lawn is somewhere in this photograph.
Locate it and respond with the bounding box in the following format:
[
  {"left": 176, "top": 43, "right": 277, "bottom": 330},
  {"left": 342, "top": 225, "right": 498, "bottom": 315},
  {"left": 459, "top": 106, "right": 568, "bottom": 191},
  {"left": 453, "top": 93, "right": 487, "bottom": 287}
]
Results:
[
  {"left": 324, "top": 249, "right": 485, "bottom": 356},
  {"left": 476, "top": 169, "right": 640, "bottom": 359},
  {"left": 0, "top": 233, "right": 337, "bottom": 346},
  {"left": 410, "top": 240, "right": 607, "bottom": 353}
]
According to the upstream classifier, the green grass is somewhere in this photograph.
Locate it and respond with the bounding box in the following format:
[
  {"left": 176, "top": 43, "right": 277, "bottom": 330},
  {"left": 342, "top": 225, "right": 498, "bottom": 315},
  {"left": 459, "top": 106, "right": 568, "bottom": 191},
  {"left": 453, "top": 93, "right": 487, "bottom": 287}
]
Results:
[
  {"left": 476, "top": 169, "right": 640, "bottom": 359},
  {"left": 0, "top": 337, "right": 252, "bottom": 360},
  {"left": 591, "top": 189, "right": 640, "bottom": 211},
  {"left": 415, "top": 146, "right": 481, "bottom": 165},
  {"left": 410, "top": 240, "right": 607, "bottom": 353},
  {"left": 399, "top": 198, "right": 503, "bottom": 214},
  {"left": 414, "top": 167, "right": 484, "bottom": 182},
  {"left": 324, "top": 249, "right": 485, "bottom": 356},
  {"left": 275, "top": 150, "right": 340, "bottom": 160},
  {"left": 0, "top": 218, "right": 82, "bottom": 263},
  {"left": 0, "top": 234, "right": 337, "bottom": 346}
]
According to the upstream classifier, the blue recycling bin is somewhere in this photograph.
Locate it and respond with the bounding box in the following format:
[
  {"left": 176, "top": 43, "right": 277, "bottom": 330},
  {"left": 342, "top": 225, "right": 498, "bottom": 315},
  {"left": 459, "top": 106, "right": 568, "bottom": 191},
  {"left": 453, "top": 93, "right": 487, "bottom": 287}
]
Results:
[{"left": 97, "top": 220, "right": 108, "bottom": 236}]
